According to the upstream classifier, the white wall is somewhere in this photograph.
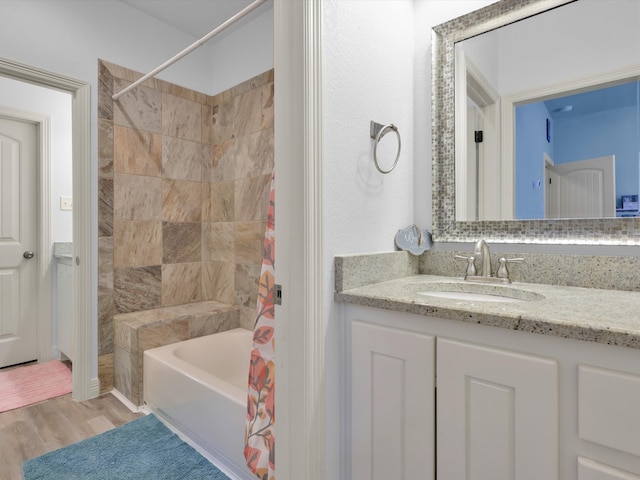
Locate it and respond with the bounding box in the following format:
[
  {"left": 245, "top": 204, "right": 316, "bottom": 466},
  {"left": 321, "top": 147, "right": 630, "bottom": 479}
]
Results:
[
  {"left": 209, "top": 2, "right": 274, "bottom": 95},
  {"left": 0, "top": 77, "right": 73, "bottom": 244},
  {"left": 320, "top": 1, "right": 493, "bottom": 477}
]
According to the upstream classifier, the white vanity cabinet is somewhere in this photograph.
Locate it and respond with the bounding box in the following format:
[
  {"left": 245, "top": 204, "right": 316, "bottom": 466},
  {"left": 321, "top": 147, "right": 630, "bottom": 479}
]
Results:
[
  {"left": 343, "top": 304, "right": 640, "bottom": 480},
  {"left": 350, "top": 320, "right": 435, "bottom": 480},
  {"left": 437, "top": 338, "right": 558, "bottom": 480}
]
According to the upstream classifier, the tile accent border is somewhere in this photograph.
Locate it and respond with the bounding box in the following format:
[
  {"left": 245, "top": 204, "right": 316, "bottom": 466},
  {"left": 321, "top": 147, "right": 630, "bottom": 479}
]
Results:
[
  {"left": 431, "top": 0, "right": 640, "bottom": 245},
  {"left": 335, "top": 250, "right": 640, "bottom": 294}
]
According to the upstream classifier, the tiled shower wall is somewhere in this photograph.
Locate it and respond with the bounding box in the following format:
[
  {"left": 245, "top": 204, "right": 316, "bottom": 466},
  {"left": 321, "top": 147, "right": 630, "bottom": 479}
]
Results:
[{"left": 97, "top": 60, "right": 274, "bottom": 390}]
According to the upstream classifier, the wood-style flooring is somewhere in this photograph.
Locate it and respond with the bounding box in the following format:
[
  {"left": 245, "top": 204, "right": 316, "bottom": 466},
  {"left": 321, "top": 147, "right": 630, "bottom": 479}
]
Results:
[{"left": 0, "top": 392, "right": 142, "bottom": 480}]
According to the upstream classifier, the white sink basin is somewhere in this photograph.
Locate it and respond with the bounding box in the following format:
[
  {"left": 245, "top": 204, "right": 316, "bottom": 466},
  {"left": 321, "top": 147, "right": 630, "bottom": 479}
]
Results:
[
  {"left": 415, "top": 282, "right": 544, "bottom": 303},
  {"left": 419, "top": 290, "right": 525, "bottom": 303}
]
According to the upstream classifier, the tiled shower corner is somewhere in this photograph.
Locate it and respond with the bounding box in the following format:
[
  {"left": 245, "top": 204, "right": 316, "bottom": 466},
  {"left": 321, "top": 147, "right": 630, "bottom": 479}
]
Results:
[{"left": 97, "top": 59, "right": 274, "bottom": 393}]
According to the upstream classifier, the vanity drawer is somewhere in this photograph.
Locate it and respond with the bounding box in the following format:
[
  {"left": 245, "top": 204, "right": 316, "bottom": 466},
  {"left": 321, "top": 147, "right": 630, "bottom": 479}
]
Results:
[{"left": 579, "top": 365, "right": 640, "bottom": 456}]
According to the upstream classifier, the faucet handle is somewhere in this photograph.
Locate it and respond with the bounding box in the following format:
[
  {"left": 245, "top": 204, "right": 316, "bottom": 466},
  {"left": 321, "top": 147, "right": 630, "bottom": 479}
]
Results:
[
  {"left": 496, "top": 257, "right": 524, "bottom": 281},
  {"left": 455, "top": 254, "right": 476, "bottom": 278}
]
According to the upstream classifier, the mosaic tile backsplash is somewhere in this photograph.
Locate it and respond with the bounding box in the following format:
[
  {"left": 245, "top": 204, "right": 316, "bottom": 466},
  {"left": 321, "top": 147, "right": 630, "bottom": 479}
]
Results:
[{"left": 97, "top": 60, "right": 274, "bottom": 383}]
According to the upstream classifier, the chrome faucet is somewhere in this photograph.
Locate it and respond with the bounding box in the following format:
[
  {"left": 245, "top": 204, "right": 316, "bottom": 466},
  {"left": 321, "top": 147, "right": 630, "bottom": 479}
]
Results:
[
  {"left": 473, "top": 238, "right": 492, "bottom": 277},
  {"left": 455, "top": 238, "right": 524, "bottom": 283}
]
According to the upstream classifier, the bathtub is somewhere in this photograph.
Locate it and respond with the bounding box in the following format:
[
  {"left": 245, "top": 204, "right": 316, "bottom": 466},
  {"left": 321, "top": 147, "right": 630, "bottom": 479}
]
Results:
[{"left": 143, "top": 328, "right": 254, "bottom": 480}]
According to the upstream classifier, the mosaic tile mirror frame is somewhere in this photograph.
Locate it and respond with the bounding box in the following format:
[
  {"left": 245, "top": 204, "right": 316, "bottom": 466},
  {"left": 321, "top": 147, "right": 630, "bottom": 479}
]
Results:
[{"left": 431, "top": 0, "right": 640, "bottom": 245}]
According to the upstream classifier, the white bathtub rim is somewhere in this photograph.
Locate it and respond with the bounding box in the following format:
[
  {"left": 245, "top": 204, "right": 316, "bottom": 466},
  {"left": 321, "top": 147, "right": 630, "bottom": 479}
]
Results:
[
  {"left": 143, "top": 327, "right": 253, "bottom": 405},
  {"left": 143, "top": 347, "right": 247, "bottom": 405}
]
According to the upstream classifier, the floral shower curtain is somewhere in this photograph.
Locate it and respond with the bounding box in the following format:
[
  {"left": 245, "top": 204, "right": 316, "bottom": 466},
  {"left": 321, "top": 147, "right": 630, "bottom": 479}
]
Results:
[{"left": 244, "top": 171, "right": 275, "bottom": 480}]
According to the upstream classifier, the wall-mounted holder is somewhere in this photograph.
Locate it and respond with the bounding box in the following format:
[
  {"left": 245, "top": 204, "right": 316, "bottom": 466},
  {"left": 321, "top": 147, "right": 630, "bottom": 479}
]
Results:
[{"left": 370, "top": 120, "right": 401, "bottom": 174}]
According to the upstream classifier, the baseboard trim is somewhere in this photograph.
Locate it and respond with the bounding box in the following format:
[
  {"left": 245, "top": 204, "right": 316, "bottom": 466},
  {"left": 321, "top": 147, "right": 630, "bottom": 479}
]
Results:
[{"left": 109, "top": 388, "right": 146, "bottom": 414}]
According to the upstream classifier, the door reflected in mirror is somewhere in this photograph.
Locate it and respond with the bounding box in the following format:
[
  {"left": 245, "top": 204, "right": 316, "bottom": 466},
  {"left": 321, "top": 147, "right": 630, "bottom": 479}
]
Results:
[{"left": 454, "top": 0, "right": 640, "bottom": 221}]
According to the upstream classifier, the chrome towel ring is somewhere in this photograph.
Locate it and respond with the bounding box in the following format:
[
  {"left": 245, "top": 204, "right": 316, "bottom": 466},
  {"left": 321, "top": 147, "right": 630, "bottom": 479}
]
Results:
[{"left": 370, "top": 120, "right": 401, "bottom": 174}]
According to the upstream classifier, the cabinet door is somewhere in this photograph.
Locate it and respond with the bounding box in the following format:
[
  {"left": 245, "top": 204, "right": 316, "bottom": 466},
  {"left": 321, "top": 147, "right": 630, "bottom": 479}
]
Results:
[
  {"left": 351, "top": 321, "right": 435, "bottom": 480},
  {"left": 578, "top": 457, "right": 640, "bottom": 480},
  {"left": 437, "top": 338, "right": 558, "bottom": 480}
]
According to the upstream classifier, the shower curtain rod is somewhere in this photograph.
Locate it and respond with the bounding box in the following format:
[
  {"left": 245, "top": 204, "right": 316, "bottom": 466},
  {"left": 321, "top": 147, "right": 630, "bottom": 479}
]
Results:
[{"left": 112, "top": 0, "right": 268, "bottom": 101}]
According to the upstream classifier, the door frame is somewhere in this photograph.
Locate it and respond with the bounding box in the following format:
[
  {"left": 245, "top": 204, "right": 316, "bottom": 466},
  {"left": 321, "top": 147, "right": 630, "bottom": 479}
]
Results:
[
  {"left": 274, "top": 0, "right": 325, "bottom": 478},
  {"left": 0, "top": 107, "right": 51, "bottom": 366},
  {"left": 0, "top": 58, "right": 92, "bottom": 401},
  {"left": 455, "top": 51, "right": 501, "bottom": 220},
  {"left": 502, "top": 64, "right": 640, "bottom": 220}
]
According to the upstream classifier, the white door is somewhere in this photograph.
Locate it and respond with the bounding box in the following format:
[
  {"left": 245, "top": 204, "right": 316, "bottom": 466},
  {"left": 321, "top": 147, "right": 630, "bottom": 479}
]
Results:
[
  {"left": 0, "top": 115, "right": 38, "bottom": 368},
  {"left": 546, "top": 155, "right": 616, "bottom": 218},
  {"left": 437, "top": 338, "right": 558, "bottom": 480}
]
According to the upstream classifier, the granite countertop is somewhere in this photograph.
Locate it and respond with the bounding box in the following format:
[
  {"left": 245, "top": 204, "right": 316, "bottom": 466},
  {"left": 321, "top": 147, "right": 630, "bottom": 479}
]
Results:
[{"left": 335, "top": 274, "right": 640, "bottom": 349}]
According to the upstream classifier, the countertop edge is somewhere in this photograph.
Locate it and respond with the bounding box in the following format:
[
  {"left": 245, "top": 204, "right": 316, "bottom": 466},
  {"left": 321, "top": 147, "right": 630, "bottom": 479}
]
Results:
[{"left": 335, "top": 277, "right": 640, "bottom": 350}]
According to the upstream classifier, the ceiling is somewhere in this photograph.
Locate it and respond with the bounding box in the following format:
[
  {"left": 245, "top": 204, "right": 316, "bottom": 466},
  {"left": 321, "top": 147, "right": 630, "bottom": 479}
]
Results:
[
  {"left": 544, "top": 80, "right": 639, "bottom": 120},
  {"left": 118, "top": 0, "right": 257, "bottom": 38}
]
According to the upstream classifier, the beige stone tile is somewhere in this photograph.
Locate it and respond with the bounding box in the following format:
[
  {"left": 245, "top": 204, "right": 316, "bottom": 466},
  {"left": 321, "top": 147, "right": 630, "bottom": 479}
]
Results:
[
  {"left": 235, "top": 221, "right": 263, "bottom": 265},
  {"left": 113, "top": 173, "right": 162, "bottom": 221},
  {"left": 162, "top": 179, "right": 202, "bottom": 223},
  {"left": 162, "top": 136, "right": 203, "bottom": 182},
  {"left": 113, "top": 221, "right": 162, "bottom": 267},
  {"left": 235, "top": 174, "right": 271, "bottom": 221},
  {"left": 104, "top": 61, "right": 147, "bottom": 84},
  {"left": 138, "top": 320, "right": 189, "bottom": 353},
  {"left": 238, "top": 306, "right": 257, "bottom": 330},
  {"left": 202, "top": 182, "right": 211, "bottom": 223},
  {"left": 98, "top": 237, "right": 113, "bottom": 296},
  {"left": 113, "top": 125, "right": 162, "bottom": 177},
  {"left": 235, "top": 129, "right": 274, "bottom": 180},
  {"left": 202, "top": 261, "right": 235, "bottom": 303},
  {"left": 202, "top": 104, "right": 213, "bottom": 145},
  {"left": 156, "top": 78, "right": 207, "bottom": 104},
  {"left": 113, "top": 346, "right": 134, "bottom": 401},
  {"left": 206, "top": 140, "right": 236, "bottom": 183},
  {"left": 162, "top": 93, "right": 202, "bottom": 142},
  {"left": 188, "top": 310, "right": 239, "bottom": 338},
  {"left": 162, "top": 263, "right": 202, "bottom": 307},
  {"left": 234, "top": 130, "right": 260, "bottom": 180},
  {"left": 262, "top": 127, "right": 275, "bottom": 175},
  {"left": 234, "top": 87, "right": 262, "bottom": 138},
  {"left": 163, "top": 222, "right": 201, "bottom": 264},
  {"left": 235, "top": 263, "right": 261, "bottom": 308},
  {"left": 202, "top": 182, "right": 234, "bottom": 222},
  {"left": 211, "top": 100, "right": 235, "bottom": 145},
  {"left": 202, "top": 222, "right": 234, "bottom": 263},
  {"left": 201, "top": 144, "right": 212, "bottom": 182},
  {"left": 98, "top": 178, "right": 114, "bottom": 237},
  {"left": 113, "top": 313, "right": 134, "bottom": 353},
  {"left": 98, "top": 353, "right": 113, "bottom": 394},
  {"left": 98, "top": 60, "right": 114, "bottom": 121},
  {"left": 261, "top": 82, "right": 274, "bottom": 130},
  {"left": 98, "top": 295, "right": 116, "bottom": 356},
  {"left": 113, "top": 78, "right": 162, "bottom": 134},
  {"left": 98, "top": 118, "right": 113, "bottom": 179},
  {"left": 229, "top": 69, "right": 273, "bottom": 98},
  {"left": 113, "top": 266, "right": 162, "bottom": 314}
]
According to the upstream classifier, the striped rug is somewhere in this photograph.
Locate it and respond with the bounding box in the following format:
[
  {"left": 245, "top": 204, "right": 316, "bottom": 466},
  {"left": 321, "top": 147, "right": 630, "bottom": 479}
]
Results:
[{"left": 0, "top": 360, "right": 72, "bottom": 413}]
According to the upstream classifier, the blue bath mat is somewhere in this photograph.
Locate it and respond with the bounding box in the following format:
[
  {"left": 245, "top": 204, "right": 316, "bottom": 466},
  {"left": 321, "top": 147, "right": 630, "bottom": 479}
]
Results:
[{"left": 22, "top": 414, "right": 231, "bottom": 479}]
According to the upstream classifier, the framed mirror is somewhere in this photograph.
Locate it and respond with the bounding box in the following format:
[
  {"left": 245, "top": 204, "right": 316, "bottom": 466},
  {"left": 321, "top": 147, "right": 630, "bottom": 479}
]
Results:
[{"left": 432, "top": 0, "right": 640, "bottom": 244}]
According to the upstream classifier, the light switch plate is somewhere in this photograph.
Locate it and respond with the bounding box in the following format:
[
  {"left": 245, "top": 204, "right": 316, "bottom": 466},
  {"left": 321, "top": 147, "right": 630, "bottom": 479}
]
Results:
[{"left": 60, "top": 196, "right": 73, "bottom": 211}]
